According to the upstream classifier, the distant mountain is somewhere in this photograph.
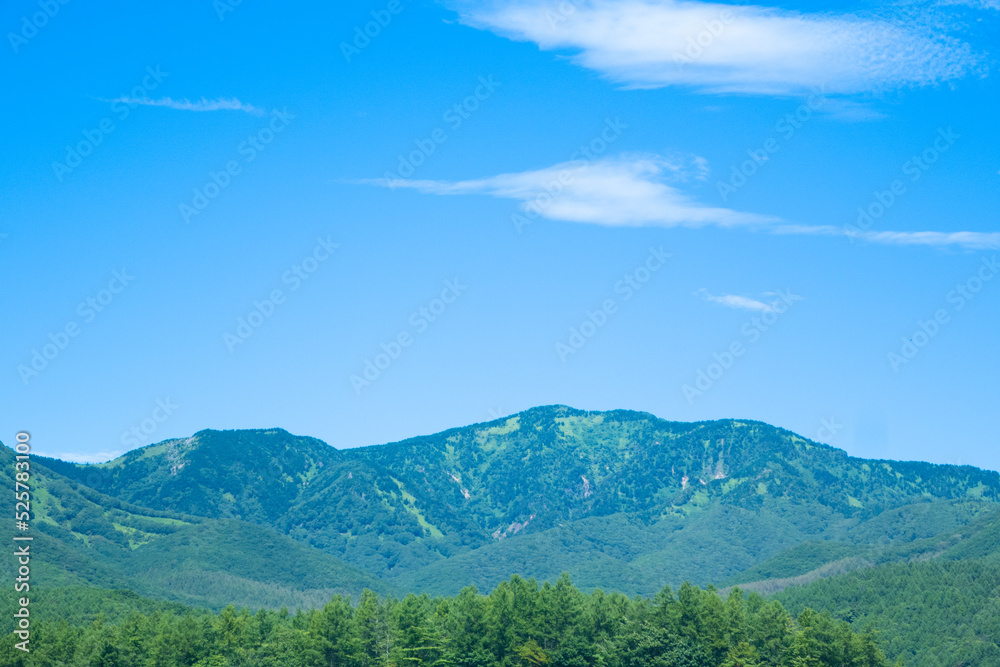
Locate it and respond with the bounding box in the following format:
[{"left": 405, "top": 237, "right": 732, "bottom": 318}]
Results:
[
  {"left": 0, "top": 444, "right": 394, "bottom": 612},
  {"left": 9, "top": 405, "right": 1000, "bottom": 664},
  {"left": 28, "top": 405, "right": 1000, "bottom": 598}
]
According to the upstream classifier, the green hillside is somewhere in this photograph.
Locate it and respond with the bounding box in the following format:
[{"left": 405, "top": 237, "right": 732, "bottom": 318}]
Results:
[
  {"left": 38, "top": 406, "right": 1000, "bottom": 596},
  {"left": 6, "top": 405, "right": 1000, "bottom": 665},
  {"left": 776, "top": 557, "right": 1000, "bottom": 666},
  {"left": 0, "top": 445, "right": 393, "bottom": 612}
]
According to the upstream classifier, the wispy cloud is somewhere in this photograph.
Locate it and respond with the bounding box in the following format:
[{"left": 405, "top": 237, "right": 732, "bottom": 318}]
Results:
[
  {"left": 851, "top": 230, "right": 1000, "bottom": 249},
  {"left": 99, "top": 96, "right": 266, "bottom": 116},
  {"left": 937, "top": 0, "right": 999, "bottom": 10},
  {"left": 772, "top": 223, "right": 1000, "bottom": 250},
  {"left": 696, "top": 289, "right": 775, "bottom": 311},
  {"left": 458, "top": 0, "right": 982, "bottom": 96},
  {"left": 365, "top": 155, "right": 774, "bottom": 228},
  {"left": 362, "top": 154, "right": 998, "bottom": 250}
]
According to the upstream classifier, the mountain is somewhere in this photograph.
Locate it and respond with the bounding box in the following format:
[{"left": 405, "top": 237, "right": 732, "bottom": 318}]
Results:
[
  {"left": 9, "top": 405, "right": 1000, "bottom": 664},
  {"left": 28, "top": 406, "right": 1000, "bottom": 597},
  {"left": 0, "top": 445, "right": 394, "bottom": 612}
]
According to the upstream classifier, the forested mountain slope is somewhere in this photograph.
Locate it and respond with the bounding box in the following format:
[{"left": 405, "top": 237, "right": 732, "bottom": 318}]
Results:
[
  {"left": 776, "top": 554, "right": 1000, "bottom": 665},
  {"left": 5, "top": 405, "right": 1000, "bottom": 664},
  {"left": 38, "top": 406, "right": 1000, "bottom": 594},
  {"left": 0, "top": 446, "right": 393, "bottom": 611}
]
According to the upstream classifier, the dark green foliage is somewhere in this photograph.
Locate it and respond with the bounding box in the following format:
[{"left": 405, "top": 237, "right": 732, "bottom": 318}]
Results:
[
  {"left": 25, "top": 406, "right": 1000, "bottom": 593},
  {"left": 719, "top": 541, "right": 863, "bottom": 589},
  {"left": 775, "top": 558, "right": 1000, "bottom": 666},
  {"left": 36, "top": 428, "right": 337, "bottom": 525},
  {"left": 0, "top": 446, "right": 394, "bottom": 612},
  {"left": 0, "top": 578, "right": 890, "bottom": 667},
  {"left": 0, "top": 586, "right": 204, "bottom": 629},
  {"left": 3, "top": 407, "right": 1000, "bottom": 666}
]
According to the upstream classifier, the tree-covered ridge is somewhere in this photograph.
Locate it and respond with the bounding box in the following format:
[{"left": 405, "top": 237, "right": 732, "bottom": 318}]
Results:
[
  {"left": 718, "top": 499, "right": 1000, "bottom": 591},
  {"left": 0, "top": 576, "right": 893, "bottom": 667},
  {"left": 339, "top": 406, "right": 999, "bottom": 541},
  {"left": 36, "top": 428, "right": 337, "bottom": 525},
  {"left": 769, "top": 502, "right": 1000, "bottom": 666},
  {"left": 35, "top": 406, "right": 1000, "bottom": 588},
  {"left": 0, "top": 447, "right": 394, "bottom": 611},
  {"left": 4, "top": 409, "right": 1000, "bottom": 665},
  {"left": 776, "top": 558, "right": 1000, "bottom": 666}
]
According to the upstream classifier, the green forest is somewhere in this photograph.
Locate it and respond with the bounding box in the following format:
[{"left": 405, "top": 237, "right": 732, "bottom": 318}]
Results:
[
  {"left": 4, "top": 407, "right": 1000, "bottom": 665},
  {"left": 776, "top": 559, "right": 1000, "bottom": 666},
  {"left": 0, "top": 577, "right": 892, "bottom": 667}
]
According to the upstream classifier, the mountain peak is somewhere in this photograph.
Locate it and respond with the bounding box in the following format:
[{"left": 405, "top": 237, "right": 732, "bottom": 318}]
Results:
[{"left": 27, "top": 407, "right": 1000, "bottom": 597}]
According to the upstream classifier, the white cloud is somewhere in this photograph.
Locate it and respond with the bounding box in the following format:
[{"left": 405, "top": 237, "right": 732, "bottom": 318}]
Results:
[
  {"left": 100, "top": 96, "right": 266, "bottom": 116},
  {"left": 363, "top": 154, "right": 998, "bottom": 250},
  {"left": 696, "top": 288, "right": 775, "bottom": 311},
  {"left": 367, "top": 155, "right": 775, "bottom": 228},
  {"left": 772, "top": 223, "right": 1000, "bottom": 249},
  {"left": 849, "top": 229, "right": 1000, "bottom": 249},
  {"left": 459, "top": 0, "right": 981, "bottom": 95}
]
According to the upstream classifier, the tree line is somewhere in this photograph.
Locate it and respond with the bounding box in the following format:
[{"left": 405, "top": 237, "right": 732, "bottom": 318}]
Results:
[{"left": 1, "top": 575, "right": 893, "bottom": 667}]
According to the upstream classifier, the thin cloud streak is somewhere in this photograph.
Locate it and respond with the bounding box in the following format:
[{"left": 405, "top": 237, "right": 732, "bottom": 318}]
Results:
[
  {"left": 99, "top": 96, "right": 266, "bottom": 116},
  {"left": 937, "top": 0, "right": 999, "bottom": 10},
  {"left": 772, "top": 224, "right": 1000, "bottom": 249},
  {"left": 365, "top": 156, "right": 775, "bottom": 228},
  {"left": 459, "top": 0, "right": 982, "bottom": 95},
  {"left": 362, "top": 155, "right": 997, "bottom": 250},
  {"left": 696, "top": 289, "right": 775, "bottom": 312},
  {"left": 355, "top": 155, "right": 1000, "bottom": 250}
]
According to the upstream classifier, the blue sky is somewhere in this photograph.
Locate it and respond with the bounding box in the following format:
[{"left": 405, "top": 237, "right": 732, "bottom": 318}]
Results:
[{"left": 1, "top": 0, "right": 997, "bottom": 471}]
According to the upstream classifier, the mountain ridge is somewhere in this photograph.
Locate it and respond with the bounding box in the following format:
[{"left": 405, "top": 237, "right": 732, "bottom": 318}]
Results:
[
  {"left": 23, "top": 405, "right": 1000, "bottom": 597},
  {"left": 8, "top": 405, "right": 1000, "bottom": 664}
]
